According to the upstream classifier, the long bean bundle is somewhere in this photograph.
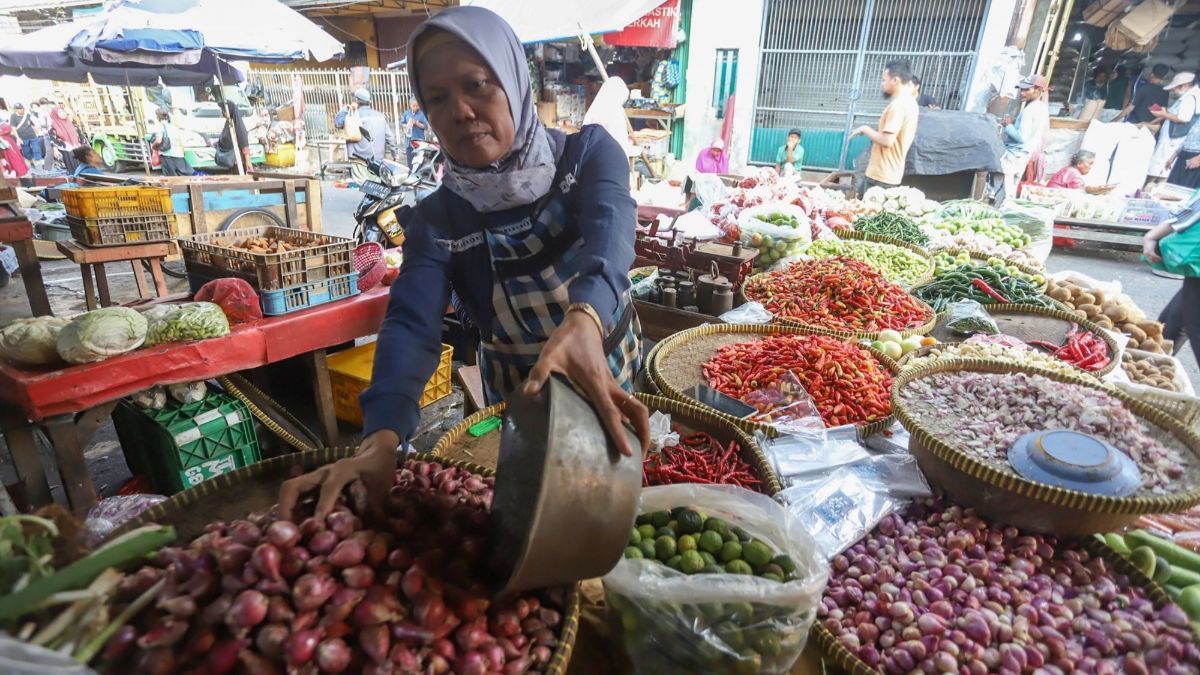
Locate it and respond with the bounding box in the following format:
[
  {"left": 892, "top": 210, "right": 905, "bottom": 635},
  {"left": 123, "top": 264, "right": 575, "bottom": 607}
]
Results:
[{"left": 912, "top": 263, "right": 1053, "bottom": 313}]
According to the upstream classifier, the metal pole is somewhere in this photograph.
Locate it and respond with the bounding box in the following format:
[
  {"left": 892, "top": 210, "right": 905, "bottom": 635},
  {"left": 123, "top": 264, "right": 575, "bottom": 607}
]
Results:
[
  {"left": 1043, "top": 0, "right": 1077, "bottom": 83},
  {"left": 215, "top": 60, "right": 246, "bottom": 175},
  {"left": 841, "top": 0, "right": 878, "bottom": 170},
  {"left": 125, "top": 71, "right": 151, "bottom": 175}
]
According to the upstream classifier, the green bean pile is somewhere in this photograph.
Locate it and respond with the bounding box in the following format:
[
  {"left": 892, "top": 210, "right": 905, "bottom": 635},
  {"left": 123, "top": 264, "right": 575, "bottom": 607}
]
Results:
[
  {"left": 853, "top": 212, "right": 929, "bottom": 247},
  {"left": 912, "top": 263, "right": 1053, "bottom": 313}
]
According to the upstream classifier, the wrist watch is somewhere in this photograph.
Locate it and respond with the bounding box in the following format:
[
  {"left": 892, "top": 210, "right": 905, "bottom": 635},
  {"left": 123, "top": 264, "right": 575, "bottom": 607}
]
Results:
[{"left": 566, "top": 303, "right": 605, "bottom": 339}]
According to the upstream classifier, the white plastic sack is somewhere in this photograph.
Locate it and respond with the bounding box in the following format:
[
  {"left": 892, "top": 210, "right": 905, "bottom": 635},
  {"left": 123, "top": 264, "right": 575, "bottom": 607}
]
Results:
[
  {"left": 1079, "top": 121, "right": 1156, "bottom": 198},
  {"left": 720, "top": 302, "right": 773, "bottom": 325},
  {"left": 604, "top": 484, "right": 829, "bottom": 674}
]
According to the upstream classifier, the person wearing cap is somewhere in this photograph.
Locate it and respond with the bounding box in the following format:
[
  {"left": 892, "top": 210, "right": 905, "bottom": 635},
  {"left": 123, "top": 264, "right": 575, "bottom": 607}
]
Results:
[
  {"left": 1147, "top": 72, "right": 1200, "bottom": 188},
  {"left": 695, "top": 137, "right": 729, "bottom": 174},
  {"left": 278, "top": 6, "right": 651, "bottom": 518},
  {"left": 335, "top": 88, "right": 398, "bottom": 182},
  {"left": 774, "top": 129, "right": 804, "bottom": 177},
  {"left": 9, "top": 103, "right": 41, "bottom": 163},
  {"left": 998, "top": 74, "right": 1049, "bottom": 203}
]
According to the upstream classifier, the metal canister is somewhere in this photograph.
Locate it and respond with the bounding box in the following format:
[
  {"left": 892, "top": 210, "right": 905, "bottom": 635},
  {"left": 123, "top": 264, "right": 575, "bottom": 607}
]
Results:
[
  {"left": 697, "top": 262, "right": 728, "bottom": 314},
  {"left": 711, "top": 287, "right": 734, "bottom": 315},
  {"left": 677, "top": 281, "right": 696, "bottom": 309},
  {"left": 661, "top": 287, "right": 678, "bottom": 308}
]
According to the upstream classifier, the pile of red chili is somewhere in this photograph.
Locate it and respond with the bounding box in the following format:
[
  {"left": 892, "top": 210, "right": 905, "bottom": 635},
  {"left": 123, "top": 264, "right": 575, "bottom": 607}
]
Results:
[
  {"left": 643, "top": 430, "right": 763, "bottom": 492},
  {"left": 744, "top": 257, "right": 933, "bottom": 334},
  {"left": 1029, "top": 324, "right": 1111, "bottom": 372},
  {"left": 702, "top": 333, "right": 894, "bottom": 427}
]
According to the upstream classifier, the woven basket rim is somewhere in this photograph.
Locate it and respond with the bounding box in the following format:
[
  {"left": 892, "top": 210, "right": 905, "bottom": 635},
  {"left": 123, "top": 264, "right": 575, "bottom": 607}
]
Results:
[
  {"left": 805, "top": 231, "right": 936, "bottom": 288},
  {"left": 648, "top": 324, "right": 900, "bottom": 438},
  {"left": 982, "top": 303, "right": 1122, "bottom": 378},
  {"left": 892, "top": 357, "right": 1200, "bottom": 515}
]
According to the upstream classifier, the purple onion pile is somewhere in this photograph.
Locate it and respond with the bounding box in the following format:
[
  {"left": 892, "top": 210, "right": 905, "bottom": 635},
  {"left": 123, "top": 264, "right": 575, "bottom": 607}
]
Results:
[
  {"left": 819, "top": 500, "right": 1200, "bottom": 674},
  {"left": 102, "top": 460, "right": 567, "bottom": 675}
]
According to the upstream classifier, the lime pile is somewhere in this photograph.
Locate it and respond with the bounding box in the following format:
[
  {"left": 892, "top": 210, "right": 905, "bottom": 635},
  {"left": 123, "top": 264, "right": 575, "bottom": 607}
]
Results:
[{"left": 625, "top": 506, "right": 799, "bottom": 582}]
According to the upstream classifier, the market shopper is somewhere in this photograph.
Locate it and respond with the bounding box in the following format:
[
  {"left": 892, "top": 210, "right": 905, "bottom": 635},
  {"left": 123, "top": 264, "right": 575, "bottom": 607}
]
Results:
[
  {"left": 152, "top": 108, "right": 191, "bottom": 177},
  {"left": 1147, "top": 72, "right": 1200, "bottom": 189},
  {"left": 1166, "top": 115, "right": 1200, "bottom": 190},
  {"left": 1120, "top": 64, "right": 1170, "bottom": 124},
  {"left": 998, "top": 74, "right": 1050, "bottom": 203},
  {"left": 335, "top": 88, "right": 398, "bottom": 183},
  {"left": 1144, "top": 209, "right": 1200, "bottom": 367},
  {"left": 9, "top": 103, "right": 41, "bottom": 163},
  {"left": 401, "top": 97, "right": 429, "bottom": 166},
  {"left": 913, "top": 76, "right": 940, "bottom": 109},
  {"left": 774, "top": 129, "right": 804, "bottom": 176},
  {"left": 0, "top": 123, "right": 29, "bottom": 179},
  {"left": 852, "top": 60, "right": 919, "bottom": 198},
  {"left": 279, "top": 6, "right": 651, "bottom": 518},
  {"left": 215, "top": 101, "right": 252, "bottom": 175},
  {"left": 1106, "top": 66, "right": 1131, "bottom": 112},
  {"left": 1080, "top": 69, "right": 1109, "bottom": 108},
  {"left": 695, "top": 138, "right": 729, "bottom": 174}
]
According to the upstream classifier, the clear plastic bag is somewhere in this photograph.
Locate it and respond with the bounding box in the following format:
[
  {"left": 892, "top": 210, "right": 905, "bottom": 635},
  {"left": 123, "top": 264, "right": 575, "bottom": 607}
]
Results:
[
  {"left": 741, "top": 371, "right": 826, "bottom": 437},
  {"left": 945, "top": 299, "right": 999, "bottom": 336},
  {"left": 0, "top": 634, "right": 97, "bottom": 675},
  {"left": 738, "top": 203, "right": 813, "bottom": 270},
  {"left": 144, "top": 302, "right": 231, "bottom": 346},
  {"left": 862, "top": 421, "right": 912, "bottom": 455},
  {"left": 719, "top": 301, "right": 773, "bottom": 325},
  {"left": 629, "top": 266, "right": 659, "bottom": 301},
  {"left": 130, "top": 386, "right": 167, "bottom": 410},
  {"left": 603, "top": 484, "right": 829, "bottom": 674},
  {"left": 756, "top": 427, "right": 864, "bottom": 485},
  {"left": 85, "top": 494, "right": 167, "bottom": 544}
]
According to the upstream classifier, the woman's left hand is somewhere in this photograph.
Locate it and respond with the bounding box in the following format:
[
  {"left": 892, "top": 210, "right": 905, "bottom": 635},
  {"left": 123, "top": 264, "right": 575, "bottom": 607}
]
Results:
[
  {"left": 1188, "top": 155, "right": 1200, "bottom": 170},
  {"left": 524, "top": 312, "right": 650, "bottom": 458}
]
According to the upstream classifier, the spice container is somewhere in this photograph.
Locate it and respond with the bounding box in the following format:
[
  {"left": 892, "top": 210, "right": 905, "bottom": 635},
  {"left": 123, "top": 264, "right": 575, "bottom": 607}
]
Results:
[
  {"left": 661, "top": 287, "right": 678, "bottom": 308},
  {"left": 710, "top": 287, "right": 733, "bottom": 315}
]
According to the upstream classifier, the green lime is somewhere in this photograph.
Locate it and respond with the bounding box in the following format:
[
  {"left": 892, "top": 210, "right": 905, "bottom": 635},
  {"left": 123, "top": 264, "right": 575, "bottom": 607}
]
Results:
[
  {"left": 624, "top": 546, "right": 644, "bottom": 559},
  {"left": 638, "top": 540, "right": 657, "bottom": 559},
  {"left": 650, "top": 511, "right": 671, "bottom": 528},
  {"left": 670, "top": 506, "right": 690, "bottom": 520},
  {"left": 676, "top": 510, "right": 704, "bottom": 535},
  {"left": 750, "top": 631, "right": 782, "bottom": 657},
  {"left": 637, "top": 524, "right": 656, "bottom": 541},
  {"left": 680, "top": 550, "right": 705, "bottom": 574},
  {"left": 723, "top": 530, "right": 740, "bottom": 543},
  {"left": 761, "top": 572, "right": 784, "bottom": 582},
  {"left": 743, "top": 540, "right": 772, "bottom": 569},
  {"left": 678, "top": 534, "right": 697, "bottom": 553},
  {"left": 715, "top": 621, "right": 745, "bottom": 649},
  {"left": 732, "top": 526, "right": 752, "bottom": 543},
  {"left": 655, "top": 526, "right": 677, "bottom": 539},
  {"left": 761, "top": 563, "right": 784, "bottom": 578},
  {"left": 699, "top": 551, "right": 718, "bottom": 566},
  {"left": 725, "top": 560, "right": 753, "bottom": 575},
  {"left": 621, "top": 612, "right": 638, "bottom": 631},
  {"left": 704, "top": 517, "right": 725, "bottom": 532},
  {"left": 666, "top": 554, "right": 683, "bottom": 571},
  {"left": 720, "top": 540, "right": 743, "bottom": 563},
  {"left": 771, "top": 554, "right": 797, "bottom": 576},
  {"left": 727, "top": 602, "right": 755, "bottom": 622},
  {"left": 734, "top": 651, "right": 762, "bottom": 675},
  {"left": 702, "top": 564, "right": 725, "bottom": 574},
  {"left": 629, "top": 529, "right": 642, "bottom": 546},
  {"left": 699, "top": 531, "right": 724, "bottom": 554},
  {"left": 635, "top": 513, "right": 652, "bottom": 527},
  {"left": 655, "top": 536, "right": 677, "bottom": 561}
]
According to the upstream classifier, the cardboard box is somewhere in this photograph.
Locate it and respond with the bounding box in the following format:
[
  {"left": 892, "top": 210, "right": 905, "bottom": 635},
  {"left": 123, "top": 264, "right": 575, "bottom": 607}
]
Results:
[
  {"left": 1116, "top": 0, "right": 1174, "bottom": 45},
  {"left": 1083, "top": 0, "right": 1126, "bottom": 27}
]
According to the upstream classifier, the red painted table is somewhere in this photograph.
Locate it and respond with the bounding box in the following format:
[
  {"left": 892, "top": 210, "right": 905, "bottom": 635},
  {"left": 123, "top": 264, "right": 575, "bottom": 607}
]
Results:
[
  {"left": 0, "top": 203, "right": 52, "bottom": 316},
  {"left": 0, "top": 286, "right": 391, "bottom": 513}
]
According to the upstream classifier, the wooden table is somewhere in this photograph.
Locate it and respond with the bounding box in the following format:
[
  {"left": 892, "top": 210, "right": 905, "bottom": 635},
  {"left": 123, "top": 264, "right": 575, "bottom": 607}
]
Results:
[
  {"left": 0, "top": 204, "right": 52, "bottom": 316},
  {"left": 56, "top": 239, "right": 176, "bottom": 310},
  {"left": 1054, "top": 216, "right": 1151, "bottom": 249},
  {"left": 0, "top": 287, "right": 390, "bottom": 514}
]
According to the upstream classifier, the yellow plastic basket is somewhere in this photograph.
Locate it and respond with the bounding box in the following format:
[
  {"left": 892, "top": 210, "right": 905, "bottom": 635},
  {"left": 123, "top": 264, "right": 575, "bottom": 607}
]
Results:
[
  {"left": 328, "top": 342, "right": 453, "bottom": 426},
  {"left": 61, "top": 186, "right": 173, "bottom": 220}
]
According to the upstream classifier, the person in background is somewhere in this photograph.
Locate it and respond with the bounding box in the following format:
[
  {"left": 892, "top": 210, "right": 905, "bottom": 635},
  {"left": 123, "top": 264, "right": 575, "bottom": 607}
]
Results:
[
  {"left": 999, "top": 74, "right": 1050, "bottom": 203},
  {"left": 1046, "top": 150, "right": 1096, "bottom": 190},
  {"left": 35, "top": 98, "right": 54, "bottom": 171},
  {"left": 852, "top": 60, "right": 919, "bottom": 197},
  {"left": 1147, "top": 72, "right": 1200, "bottom": 189},
  {"left": 913, "top": 76, "right": 940, "bottom": 109},
  {"left": 9, "top": 103, "right": 41, "bottom": 163},
  {"left": 0, "top": 123, "right": 29, "bottom": 178},
  {"left": 401, "top": 97, "right": 428, "bottom": 166},
  {"left": 1144, "top": 197, "right": 1200, "bottom": 367},
  {"left": 773, "top": 128, "right": 804, "bottom": 176},
  {"left": 71, "top": 145, "right": 105, "bottom": 178},
  {"left": 1106, "top": 65, "right": 1131, "bottom": 112},
  {"left": 1081, "top": 69, "right": 1109, "bottom": 107},
  {"left": 1119, "top": 64, "right": 1170, "bottom": 125},
  {"left": 152, "top": 108, "right": 191, "bottom": 177},
  {"left": 335, "top": 88, "right": 398, "bottom": 183},
  {"left": 47, "top": 102, "right": 81, "bottom": 170},
  {"left": 1166, "top": 110, "right": 1200, "bottom": 190},
  {"left": 216, "top": 101, "right": 252, "bottom": 175},
  {"left": 695, "top": 138, "right": 729, "bottom": 174}
]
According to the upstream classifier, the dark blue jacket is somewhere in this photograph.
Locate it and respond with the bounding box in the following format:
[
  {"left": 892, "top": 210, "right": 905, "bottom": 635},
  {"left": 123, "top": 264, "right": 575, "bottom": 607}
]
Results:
[{"left": 359, "top": 125, "right": 636, "bottom": 440}]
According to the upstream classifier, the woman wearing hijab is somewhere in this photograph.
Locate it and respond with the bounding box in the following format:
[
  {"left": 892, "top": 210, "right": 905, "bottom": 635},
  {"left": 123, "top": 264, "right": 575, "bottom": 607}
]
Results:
[
  {"left": 0, "top": 123, "right": 29, "bottom": 178},
  {"left": 216, "top": 101, "right": 251, "bottom": 174},
  {"left": 279, "top": 7, "right": 651, "bottom": 517}
]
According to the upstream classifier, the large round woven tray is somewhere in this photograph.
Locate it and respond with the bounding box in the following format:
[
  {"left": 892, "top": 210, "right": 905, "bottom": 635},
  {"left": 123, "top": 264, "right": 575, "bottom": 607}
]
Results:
[
  {"left": 805, "top": 230, "right": 936, "bottom": 288},
  {"left": 893, "top": 358, "right": 1200, "bottom": 535},
  {"left": 118, "top": 447, "right": 582, "bottom": 675},
  {"left": 810, "top": 535, "right": 1176, "bottom": 675},
  {"left": 924, "top": 303, "right": 1121, "bottom": 377},
  {"left": 648, "top": 324, "right": 901, "bottom": 438},
  {"left": 432, "top": 395, "right": 783, "bottom": 495},
  {"left": 742, "top": 272, "right": 938, "bottom": 341},
  {"left": 932, "top": 246, "right": 1049, "bottom": 292}
]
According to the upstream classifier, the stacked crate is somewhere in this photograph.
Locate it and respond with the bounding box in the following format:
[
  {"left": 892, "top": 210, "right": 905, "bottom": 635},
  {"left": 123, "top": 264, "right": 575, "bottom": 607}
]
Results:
[{"left": 61, "top": 186, "right": 176, "bottom": 246}]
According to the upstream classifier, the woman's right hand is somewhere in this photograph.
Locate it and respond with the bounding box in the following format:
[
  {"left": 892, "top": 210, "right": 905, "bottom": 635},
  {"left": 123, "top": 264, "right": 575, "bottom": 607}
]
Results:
[{"left": 277, "top": 429, "right": 400, "bottom": 521}]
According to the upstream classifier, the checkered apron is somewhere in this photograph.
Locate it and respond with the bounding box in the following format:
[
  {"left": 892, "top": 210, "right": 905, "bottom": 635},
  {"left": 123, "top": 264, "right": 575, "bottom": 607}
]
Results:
[{"left": 477, "top": 191, "right": 642, "bottom": 404}]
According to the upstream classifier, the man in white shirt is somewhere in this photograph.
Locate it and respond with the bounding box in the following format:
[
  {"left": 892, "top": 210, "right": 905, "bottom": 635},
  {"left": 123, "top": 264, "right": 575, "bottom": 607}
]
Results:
[
  {"left": 1147, "top": 72, "right": 1200, "bottom": 189},
  {"left": 998, "top": 74, "right": 1049, "bottom": 204}
]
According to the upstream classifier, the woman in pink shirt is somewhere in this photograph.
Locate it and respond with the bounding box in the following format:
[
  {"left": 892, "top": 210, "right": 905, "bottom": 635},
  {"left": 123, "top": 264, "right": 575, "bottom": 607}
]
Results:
[
  {"left": 1046, "top": 150, "right": 1095, "bottom": 189},
  {"left": 695, "top": 138, "right": 729, "bottom": 174}
]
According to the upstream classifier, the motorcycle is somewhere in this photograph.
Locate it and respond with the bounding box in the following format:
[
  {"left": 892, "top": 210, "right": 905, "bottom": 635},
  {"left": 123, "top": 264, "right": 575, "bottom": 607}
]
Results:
[{"left": 353, "top": 139, "right": 441, "bottom": 247}]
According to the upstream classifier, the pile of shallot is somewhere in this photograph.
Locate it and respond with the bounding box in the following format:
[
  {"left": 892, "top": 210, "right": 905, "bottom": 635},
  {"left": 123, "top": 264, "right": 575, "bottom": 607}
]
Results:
[{"left": 102, "top": 459, "right": 567, "bottom": 675}]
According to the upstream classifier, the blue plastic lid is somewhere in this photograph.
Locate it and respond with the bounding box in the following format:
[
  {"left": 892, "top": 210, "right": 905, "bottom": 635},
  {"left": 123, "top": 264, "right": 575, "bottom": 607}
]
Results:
[{"left": 1008, "top": 429, "right": 1142, "bottom": 497}]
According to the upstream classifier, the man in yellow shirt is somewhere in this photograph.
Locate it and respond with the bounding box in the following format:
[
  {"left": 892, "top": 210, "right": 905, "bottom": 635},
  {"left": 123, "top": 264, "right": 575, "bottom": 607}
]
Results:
[{"left": 852, "top": 60, "right": 919, "bottom": 197}]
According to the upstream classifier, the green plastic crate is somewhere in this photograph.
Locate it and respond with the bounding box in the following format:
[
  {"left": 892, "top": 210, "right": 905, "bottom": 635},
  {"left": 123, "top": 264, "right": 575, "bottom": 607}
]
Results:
[{"left": 111, "top": 392, "right": 261, "bottom": 495}]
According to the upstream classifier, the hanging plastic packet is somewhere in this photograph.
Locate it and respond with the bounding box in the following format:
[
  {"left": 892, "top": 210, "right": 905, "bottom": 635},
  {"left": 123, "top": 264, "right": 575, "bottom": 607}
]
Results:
[
  {"left": 945, "top": 299, "right": 999, "bottom": 336},
  {"left": 719, "top": 301, "right": 773, "bottom": 325},
  {"left": 755, "top": 425, "right": 863, "bottom": 486},
  {"left": 741, "top": 370, "right": 825, "bottom": 437}
]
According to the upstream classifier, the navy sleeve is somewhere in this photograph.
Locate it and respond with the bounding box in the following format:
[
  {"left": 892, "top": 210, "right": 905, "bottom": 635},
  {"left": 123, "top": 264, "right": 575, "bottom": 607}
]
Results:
[
  {"left": 567, "top": 129, "right": 637, "bottom": 329},
  {"left": 358, "top": 218, "right": 452, "bottom": 441}
]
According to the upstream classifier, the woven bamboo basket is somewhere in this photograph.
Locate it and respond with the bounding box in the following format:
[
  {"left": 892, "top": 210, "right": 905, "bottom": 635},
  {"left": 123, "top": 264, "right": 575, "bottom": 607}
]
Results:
[
  {"left": 893, "top": 358, "right": 1200, "bottom": 535},
  {"left": 119, "top": 447, "right": 582, "bottom": 675},
  {"left": 1114, "top": 349, "right": 1200, "bottom": 429},
  {"left": 805, "top": 230, "right": 936, "bottom": 289},
  {"left": 931, "top": 246, "right": 1049, "bottom": 292},
  {"left": 810, "top": 534, "right": 1177, "bottom": 674},
  {"left": 648, "top": 323, "right": 901, "bottom": 439},
  {"left": 976, "top": 304, "right": 1121, "bottom": 378},
  {"left": 741, "top": 271, "right": 938, "bottom": 341},
  {"left": 432, "top": 395, "right": 783, "bottom": 495}
]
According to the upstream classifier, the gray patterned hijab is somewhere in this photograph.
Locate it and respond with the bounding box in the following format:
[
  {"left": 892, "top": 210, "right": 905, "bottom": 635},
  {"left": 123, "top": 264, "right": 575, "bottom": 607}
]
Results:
[{"left": 407, "top": 7, "right": 564, "bottom": 213}]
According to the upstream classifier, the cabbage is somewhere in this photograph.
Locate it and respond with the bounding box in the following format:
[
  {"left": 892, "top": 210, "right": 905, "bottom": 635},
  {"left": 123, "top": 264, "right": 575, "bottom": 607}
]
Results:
[
  {"left": 56, "top": 307, "right": 147, "bottom": 364},
  {"left": 0, "top": 316, "right": 70, "bottom": 366},
  {"left": 144, "top": 302, "right": 230, "bottom": 347}
]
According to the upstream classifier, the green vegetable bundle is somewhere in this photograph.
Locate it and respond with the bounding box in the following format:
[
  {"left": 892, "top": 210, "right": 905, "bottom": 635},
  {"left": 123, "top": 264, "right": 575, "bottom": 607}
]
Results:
[
  {"left": 803, "top": 238, "right": 933, "bottom": 287},
  {"left": 144, "top": 302, "right": 231, "bottom": 347},
  {"left": 853, "top": 212, "right": 929, "bottom": 247},
  {"left": 912, "top": 264, "right": 1053, "bottom": 313}
]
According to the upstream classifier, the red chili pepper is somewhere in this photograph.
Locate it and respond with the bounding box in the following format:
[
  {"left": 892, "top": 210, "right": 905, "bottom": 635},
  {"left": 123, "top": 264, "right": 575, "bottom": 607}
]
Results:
[
  {"left": 643, "top": 429, "right": 763, "bottom": 492},
  {"left": 971, "top": 278, "right": 1011, "bottom": 304},
  {"left": 1047, "top": 324, "right": 1110, "bottom": 372}
]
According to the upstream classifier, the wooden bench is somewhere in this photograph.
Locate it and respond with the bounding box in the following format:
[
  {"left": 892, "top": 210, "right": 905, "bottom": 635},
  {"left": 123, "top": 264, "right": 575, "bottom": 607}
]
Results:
[{"left": 55, "top": 239, "right": 177, "bottom": 310}]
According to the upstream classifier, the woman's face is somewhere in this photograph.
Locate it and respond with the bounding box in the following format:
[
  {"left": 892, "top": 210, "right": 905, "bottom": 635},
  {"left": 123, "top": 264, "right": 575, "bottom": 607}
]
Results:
[
  {"left": 1078, "top": 157, "right": 1094, "bottom": 175},
  {"left": 417, "top": 40, "right": 516, "bottom": 169}
]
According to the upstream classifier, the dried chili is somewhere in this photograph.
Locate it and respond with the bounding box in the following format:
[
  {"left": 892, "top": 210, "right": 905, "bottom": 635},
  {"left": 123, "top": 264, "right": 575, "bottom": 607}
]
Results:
[
  {"left": 744, "top": 257, "right": 933, "bottom": 334},
  {"left": 702, "top": 333, "right": 894, "bottom": 428},
  {"left": 643, "top": 430, "right": 763, "bottom": 492}
]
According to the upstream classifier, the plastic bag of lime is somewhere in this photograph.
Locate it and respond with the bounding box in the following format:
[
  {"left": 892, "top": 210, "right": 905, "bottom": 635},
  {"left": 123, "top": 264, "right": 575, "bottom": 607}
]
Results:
[
  {"left": 737, "top": 203, "right": 812, "bottom": 271},
  {"left": 603, "top": 484, "right": 828, "bottom": 674}
]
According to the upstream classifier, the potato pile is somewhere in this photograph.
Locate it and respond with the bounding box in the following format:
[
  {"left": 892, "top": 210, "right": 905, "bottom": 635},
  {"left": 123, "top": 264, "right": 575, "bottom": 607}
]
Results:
[
  {"left": 219, "top": 235, "right": 309, "bottom": 255},
  {"left": 1045, "top": 278, "right": 1171, "bottom": 354},
  {"left": 1123, "top": 350, "right": 1182, "bottom": 392}
]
